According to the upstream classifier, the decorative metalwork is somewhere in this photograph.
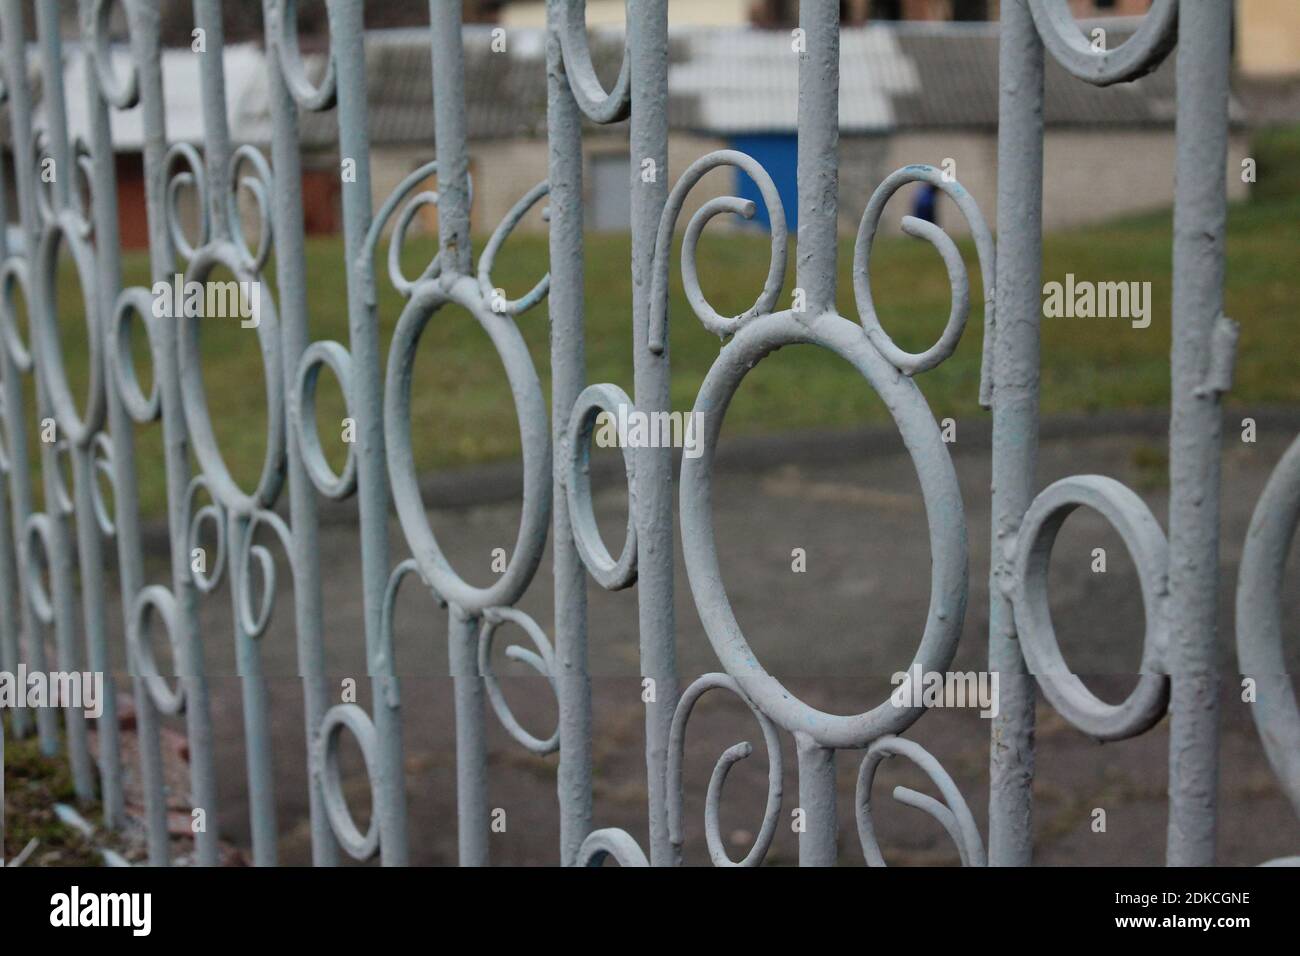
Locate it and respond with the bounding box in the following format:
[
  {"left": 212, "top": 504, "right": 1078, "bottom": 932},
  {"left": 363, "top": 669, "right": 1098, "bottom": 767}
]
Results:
[{"left": 0, "top": 0, "right": 1288, "bottom": 869}]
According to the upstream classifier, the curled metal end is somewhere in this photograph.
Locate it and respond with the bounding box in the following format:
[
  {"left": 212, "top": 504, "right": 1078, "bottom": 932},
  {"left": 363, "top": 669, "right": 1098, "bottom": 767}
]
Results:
[
  {"left": 666, "top": 673, "right": 783, "bottom": 867},
  {"left": 477, "top": 180, "right": 550, "bottom": 317},
  {"left": 477, "top": 606, "right": 560, "bottom": 756},
  {"left": 856, "top": 735, "right": 985, "bottom": 867},
  {"left": 852, "top": 165, "right": 994, "bottom": 387},
  {"left": 649, "top": 150, "right": 788, "bottom": 355}
]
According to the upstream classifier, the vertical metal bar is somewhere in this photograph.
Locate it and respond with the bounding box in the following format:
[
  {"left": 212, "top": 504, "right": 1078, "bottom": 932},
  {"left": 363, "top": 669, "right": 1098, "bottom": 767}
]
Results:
[
  {"left": 450, "top": 607, "right": 489, "bottom": 866},
  {"left": 545, "top": 0, "right": 593, "bottom": 866},
  {"left": 1166, "top": 0, "right": 1231, "bottom": 868},
  {"left": 191, "top": 0, "right": 277, "bottom": 865},
  {"left": 988, "top": 0, "right": 1042, "bottom": 868},
  {"left": 429, "top": 0, "right": 472, "bottom": 277},
  {"left": 0, "top": 452, "right": 24, "bottom": 740},
  {"left": 76, "top": 0, "right": 137, "bottom": 832},
  {"left": 230, "top": 512, "right": 278, "bottom": 865},
  {"left": 628, "top": 0, "right": 677, "bottom": 868},
  {"left": 795, "top": 0, "right": 839, "bottom": 316},
  {"left": 0, "top": 1, "right": 54, "bottom": 757},
  {"left": 125, "top": 0, "right": 220, "bottom": 867},
  {"left": 796, "top": 733, "right": 837, "bottom": 867},
  {"left": 429, "top": 0, "right": 494, "bottom": 867},
  {"left": 789, "top": 0, "right": 842, "bottom": 867},
  {"left": 329, "top": 0, "right": 409, "bottom": 865},
  {"left": 0, "top": 105, "right": 29, "bottom": 743},
  {"left": 261, "top": 0, "right": 340, "bottom": 867},
  {"left": 33, "top": 0, "right": 95, "bottom": 802}
]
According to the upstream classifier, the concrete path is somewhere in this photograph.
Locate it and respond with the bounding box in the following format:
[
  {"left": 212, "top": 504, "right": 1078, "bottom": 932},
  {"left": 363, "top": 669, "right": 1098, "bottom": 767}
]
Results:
[{"left": 103, "top": 410, "right": 1300, "bottom": 865}]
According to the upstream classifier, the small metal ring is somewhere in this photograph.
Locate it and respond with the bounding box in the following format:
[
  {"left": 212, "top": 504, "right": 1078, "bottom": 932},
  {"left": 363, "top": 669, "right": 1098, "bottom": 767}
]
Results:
[
  {"left": 21, "top": 513, "right": 56, "bottom": 626},
  {"left": 1011, "top": 474, "right": 1170, "bottom": 741},
  {"left": 89, "top": 0, "right": 140, "bottom": 109},
  {"left": 1030, "top": 0, "right": 1178, "bottom": 86},
  {"left": 292, "top": 340, "right": 358, "bottom": 501},
  {"left": 271, "top": 0, "right": 338, "bottom": 111},
  {"left": 315, "top": 704, "right": 381, "bottom": 860},
  {"left": 129, "top": 585, "right": 186, "bottom": 716},
  {"left": 556, "top": 1, "right": 631, "bottom": 125},
  {"left": 0, "top": 256, "right": 35, "bottom": 373},
  {"left": 228, "top": 145, "right": 275, "bottom": 275},
  {"left": 185, "top": 476, "right": 227, "bottom": 594},
  {"left": 564, "top": 383, "right": 637, "bottom": 591},
  {"left": 110, "top": 287, "right": 161, "bottom": 424}
]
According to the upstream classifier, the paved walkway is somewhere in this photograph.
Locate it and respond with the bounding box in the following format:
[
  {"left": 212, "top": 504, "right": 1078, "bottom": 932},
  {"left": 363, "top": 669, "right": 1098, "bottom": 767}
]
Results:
[{"left": 105, "top": 410, "right": 1300, "bottom": 865}]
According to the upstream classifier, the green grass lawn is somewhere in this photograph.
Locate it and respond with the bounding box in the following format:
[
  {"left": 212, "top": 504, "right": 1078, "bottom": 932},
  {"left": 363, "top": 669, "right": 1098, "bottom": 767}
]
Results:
[{"left": 23, "top": 125, "right": 1300, "bottom": 520}]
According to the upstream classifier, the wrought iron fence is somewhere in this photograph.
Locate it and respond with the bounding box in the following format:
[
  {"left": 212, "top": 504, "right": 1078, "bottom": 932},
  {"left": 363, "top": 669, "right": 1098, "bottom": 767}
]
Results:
[{"left": 0, "top": 0, "right": 1294, "bottom": 867}]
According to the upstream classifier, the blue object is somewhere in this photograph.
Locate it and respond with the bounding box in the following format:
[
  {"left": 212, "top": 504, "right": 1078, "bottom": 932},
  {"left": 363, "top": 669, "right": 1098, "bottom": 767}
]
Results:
[{"left": 731, "top": 133, "right": 799, "bottom": 232}]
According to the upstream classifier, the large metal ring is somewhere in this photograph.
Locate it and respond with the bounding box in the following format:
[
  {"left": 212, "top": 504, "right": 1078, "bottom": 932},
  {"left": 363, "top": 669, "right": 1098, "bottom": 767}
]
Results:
[
  {"left": 1236, "top": 435, "right": 1300, "bottom": 822},
  {"left": 384, "top": 275, "right": 550, "bottom": 614},
  {"left": 33, "top": 210, "right": 106, "bottom": 448},
  {"left": 679, "top": 310, "right": 967, "bottom": 750},
  {"left": 177, "top": 241, "right": 285, "bottom": 515}
]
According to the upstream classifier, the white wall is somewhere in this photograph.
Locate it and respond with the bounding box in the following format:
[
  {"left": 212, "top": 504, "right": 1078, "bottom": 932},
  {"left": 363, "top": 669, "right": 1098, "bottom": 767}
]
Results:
[{"left": 369, "top": 127, "right": 1249, "bottom": 241}]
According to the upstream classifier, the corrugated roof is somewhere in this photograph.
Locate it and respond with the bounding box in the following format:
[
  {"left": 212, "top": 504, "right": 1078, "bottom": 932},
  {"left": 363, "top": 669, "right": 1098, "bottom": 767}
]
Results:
[
  {"left": 18, "top": 42, "right": 267, "bottom": 151},
  {"left": 890, "top": 25, "right": 1183, "bottom": 128},
  {"left": 5, "top": 21, "right": 1243, "bottom": 153}
]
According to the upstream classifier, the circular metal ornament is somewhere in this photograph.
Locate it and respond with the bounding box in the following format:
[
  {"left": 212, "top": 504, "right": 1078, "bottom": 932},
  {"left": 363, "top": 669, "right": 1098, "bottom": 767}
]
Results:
[
  {"left": 1030, "top": 0, "right": 1178, "bottom": 86},
  {"left": 384, "top": 276, "right": 550, "bottom": 615},
  {"left": 679, "top": 310, "right": 968, "bottom": 750},
  {"left": 33, "top": 211, "right": 107, "bottom": 448},
  {"left": 315, "top": 704, "right": 381, "bottom": 860},
  {"left": 176, "top": 241, "right": 286, "bottom": 515},
  {"left": 556, "top": 1, "right": 632, "bottom": 124},
  {"left": 565, "top": 382, "right": 637, "bottom": 591},
  {"left": 1010, "top": 474, "right": 1170, "bottom": 741},
  {"left": 128, "top": 585, "right": 186, "bottom": 716}
]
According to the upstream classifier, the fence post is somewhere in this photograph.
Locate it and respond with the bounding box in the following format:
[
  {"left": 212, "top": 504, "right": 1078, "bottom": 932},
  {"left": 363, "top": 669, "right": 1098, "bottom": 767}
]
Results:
[
  {"left": 1166, "top": 0, "right": 1233, "bottom": 867},
  {"left": 988, "top": 0, "right": 1043, "bottom": 868}
]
